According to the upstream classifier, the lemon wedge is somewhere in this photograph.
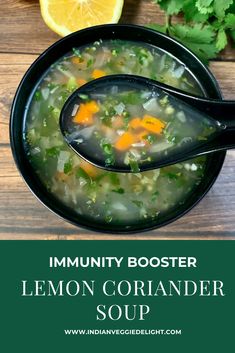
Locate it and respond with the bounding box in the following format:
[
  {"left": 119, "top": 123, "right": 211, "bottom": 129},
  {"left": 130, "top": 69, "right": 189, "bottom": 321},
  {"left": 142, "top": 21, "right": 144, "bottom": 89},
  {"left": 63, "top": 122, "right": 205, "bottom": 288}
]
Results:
[{"left": 40, "top": 0, "right": 124, "bottom": 36}]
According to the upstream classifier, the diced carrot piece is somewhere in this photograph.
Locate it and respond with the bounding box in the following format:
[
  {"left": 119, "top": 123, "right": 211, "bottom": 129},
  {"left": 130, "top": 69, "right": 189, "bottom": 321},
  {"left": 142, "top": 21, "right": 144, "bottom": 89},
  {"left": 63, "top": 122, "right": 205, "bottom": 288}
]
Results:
[
  {"left": 91, "top": 69, "right": 106, "bottom": 79},
  {"left": 71, "top": 57, "right": 83, "bottom": 65},
  {"left": 73, "top": 104, "right": 93, "bottom": 125},
  {"left": 114, "top": 132, "right": 136, "bottom": 151},
  {"left": 73, "top": 101, "right": 100, "bottom": 125},
  {"left": 129, "top": 117, "right": 142, "bottom": 129},
  {"left": 112, "top": 115, "right": 124, "bottom": 129},
  {"left": 77, "top": 78, "right": 87, "bottom": 86},
  {"left": 140, "top": 115, "right": 166, "bottom": 134},
  {"left": 79, "top": 160, "right": 99, "bottom": 178},
  {"left": 86, "top": 100, "right": 100, "bottom": 114}
]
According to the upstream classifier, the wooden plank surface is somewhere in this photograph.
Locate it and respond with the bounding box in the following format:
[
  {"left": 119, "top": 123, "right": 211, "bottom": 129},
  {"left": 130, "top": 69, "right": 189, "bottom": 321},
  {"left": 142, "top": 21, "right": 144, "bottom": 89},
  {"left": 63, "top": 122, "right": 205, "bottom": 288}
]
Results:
[{"left": 0, "top": 0, "right": 235, "bottom": 240}]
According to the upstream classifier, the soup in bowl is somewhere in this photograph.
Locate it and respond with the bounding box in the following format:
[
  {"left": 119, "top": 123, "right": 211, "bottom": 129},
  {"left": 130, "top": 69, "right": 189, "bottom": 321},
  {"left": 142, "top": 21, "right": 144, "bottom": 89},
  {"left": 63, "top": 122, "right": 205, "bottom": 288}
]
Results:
[{"left": 10, "top": 25, "right": 225, "bottom": 233}]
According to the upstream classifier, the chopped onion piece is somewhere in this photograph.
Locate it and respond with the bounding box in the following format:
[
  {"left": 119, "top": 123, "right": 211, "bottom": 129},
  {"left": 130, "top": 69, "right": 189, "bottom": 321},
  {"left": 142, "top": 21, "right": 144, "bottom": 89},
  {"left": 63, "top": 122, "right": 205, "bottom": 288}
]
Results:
[
  {"left": 114, "top": 102, "right": 125, "bottom": 115},
  {"left": 191, "top": 163, "right": 198, "bottom": 171},
  {"left": 66, "top": 130, "right": 81, "bottom": 143},
  {"left": 132, "top": 142, "right": 146, "bottom": 147},
  {"left": 50, "top": 86, "right": 59, "bottom": 94},
  {"left": 31, "top": 147, "right": 41, "bottom": 155},
  {"left": 95, "top": 51, "right": 107, "bottom": 68},
  {"left": 78, "top": 126, "right": 95, "bottom": 139},
  {"left": 79, "top": 177, "right": 87, "bottom": 187},
  {"left": 111, "top": 85, "right": 118, "bottom": 95},
  {"left": 143, "top": 97, "right": 161, "bottom": 114},
  {"left": 71, "top": 104, "right": 79, "bottom": 117},
  {"left": 74, "top": 138, "right": 84, "bottom": 144},
  {"left": 179, "top": 137, "right": 193, "bottom": 146},
  {"left": 117, "top": 129, "right": 125, "bottom": 136},
  {"left": 177, "top": 111, "right": 186, "bottom": 123},
  {"left": 129, "top": 149, "right": 141, "bottom": 159},
  {"left": 172, "top": 65, "right": 185, "bottom": 78},
  {"left": 112, "top": 202, "right": 127, "bottom": 212},
  {"left": 149, "top": 141, "right": 174, "bottom": 153},
  {"left": 159, "top": 54, "right": 166, "bottom": 72},
  {"left": 41, "top": 88, "right": 50, "bottom": 100},
  {"left": 57, "top": 151, "right": 70, "bottom": 172}
]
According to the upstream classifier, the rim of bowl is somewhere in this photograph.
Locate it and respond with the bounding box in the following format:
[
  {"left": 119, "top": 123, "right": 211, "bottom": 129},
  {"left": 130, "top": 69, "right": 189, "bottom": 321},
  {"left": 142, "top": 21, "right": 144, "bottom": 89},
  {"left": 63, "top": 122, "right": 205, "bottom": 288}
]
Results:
[{"left": 10, "top": 24, "right": 226, "bottom": 234}]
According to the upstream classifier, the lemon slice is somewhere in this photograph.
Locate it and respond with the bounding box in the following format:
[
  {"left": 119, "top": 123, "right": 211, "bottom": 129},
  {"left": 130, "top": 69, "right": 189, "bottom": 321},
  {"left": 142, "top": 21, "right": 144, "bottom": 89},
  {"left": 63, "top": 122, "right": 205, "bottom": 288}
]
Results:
[{"left": 40, "top": 0, "right": 124, "bottom": 36}]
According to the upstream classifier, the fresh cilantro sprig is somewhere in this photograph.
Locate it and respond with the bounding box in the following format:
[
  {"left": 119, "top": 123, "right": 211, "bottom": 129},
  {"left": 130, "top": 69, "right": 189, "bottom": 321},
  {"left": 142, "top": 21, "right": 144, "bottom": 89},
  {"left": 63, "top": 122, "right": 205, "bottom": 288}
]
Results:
[{"left": 148, "top": 0, "right": 235, "bottom": 63}]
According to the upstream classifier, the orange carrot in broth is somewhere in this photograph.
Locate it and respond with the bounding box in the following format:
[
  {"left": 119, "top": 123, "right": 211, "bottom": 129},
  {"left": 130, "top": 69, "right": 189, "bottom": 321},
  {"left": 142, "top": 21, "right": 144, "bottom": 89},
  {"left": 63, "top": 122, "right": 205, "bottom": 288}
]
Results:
[
  {"left": 114, "top": 131, "right": 136, "bottom": 151},
  {"left": 140, "top": 115, "right": 166, "bottom": 134},
  {"left": 79, "top": 160, "right": 100, "bottom": 179},
  {"left": 86, "top": 101, "right": 100, "bottom": 114},
  {"left": 129, "top": 117, "right": 142, "bottom": 130},
  {"left": 91, "top": 69, "right": 106, "bottom": 79},
  {"left": 77, "top": 78, "right": 87, "bottom": 86},
  {"left": 73, "top": 101, "right": 100, "bottom": 125}
]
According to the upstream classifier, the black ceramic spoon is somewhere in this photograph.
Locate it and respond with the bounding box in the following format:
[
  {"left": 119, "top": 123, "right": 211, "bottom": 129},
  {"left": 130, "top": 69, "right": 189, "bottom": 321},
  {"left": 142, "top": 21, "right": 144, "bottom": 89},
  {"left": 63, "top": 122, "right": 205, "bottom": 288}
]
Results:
[{"left": 60, "top": 74, "right": 235, "bottom": 172}]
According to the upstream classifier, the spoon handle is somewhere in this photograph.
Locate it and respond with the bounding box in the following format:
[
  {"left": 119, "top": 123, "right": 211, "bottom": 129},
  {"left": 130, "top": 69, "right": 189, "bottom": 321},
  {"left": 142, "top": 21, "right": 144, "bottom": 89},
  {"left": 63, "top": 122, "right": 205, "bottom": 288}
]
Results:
[
  {"left": 170, "top": 94, "right": 235, "bottom": 151},
  {"left": 148, "top": 76, "right": 235, "bottom": 151},
  {"left": 173, "top": 94, "right": 235, "bottom": 127}
]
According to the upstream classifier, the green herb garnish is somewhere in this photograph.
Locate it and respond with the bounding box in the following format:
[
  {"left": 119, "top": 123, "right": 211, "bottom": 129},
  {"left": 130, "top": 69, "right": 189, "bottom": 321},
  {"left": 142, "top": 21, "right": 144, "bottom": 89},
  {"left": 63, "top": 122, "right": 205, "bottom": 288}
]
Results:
[
  {"left": 100, "top": 139, "right": 115, "bottom": 166},
  {"left": 64, "top": 160, "right": 73, "bottom": 174},
  {"left": 149, "top": 0, "right": 235, "bottom": 63},
  {"left": 72, "top": 48, "right": 82, "bottom": 58},
  {"left": 111, "top": 188, "right": 125, "bottom": 194}
]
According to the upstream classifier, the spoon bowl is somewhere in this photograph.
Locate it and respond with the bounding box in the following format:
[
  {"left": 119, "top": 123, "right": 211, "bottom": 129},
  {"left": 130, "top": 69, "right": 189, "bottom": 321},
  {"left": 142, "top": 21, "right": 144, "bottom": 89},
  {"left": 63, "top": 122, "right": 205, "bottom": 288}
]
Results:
[{"left": 60, "top": 74, "right": 235, "bottom": 172}]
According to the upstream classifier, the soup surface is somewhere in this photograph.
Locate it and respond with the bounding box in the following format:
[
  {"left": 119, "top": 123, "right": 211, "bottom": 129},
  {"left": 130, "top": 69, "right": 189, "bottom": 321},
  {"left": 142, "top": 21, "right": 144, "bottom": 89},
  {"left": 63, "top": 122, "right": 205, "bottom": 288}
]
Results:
[
  {"left": 64, "top": 83, "right": 217, "bottom": 172},
  {"left": 24, "top": 40, "right": 207, "bottom": 227}
]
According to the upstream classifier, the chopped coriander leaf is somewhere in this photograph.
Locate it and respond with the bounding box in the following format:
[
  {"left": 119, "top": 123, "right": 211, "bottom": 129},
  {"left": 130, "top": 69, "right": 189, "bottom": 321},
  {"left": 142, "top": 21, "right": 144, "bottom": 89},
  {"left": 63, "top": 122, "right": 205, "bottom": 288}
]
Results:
[
  {"left": 104, "top": 155, "right": 115, "bottom": 166},
  {"left": 132, "top": 200, "right": 144, "bottom": 208},
  {"left": 104, "top": 214, "right": 113, "bottom": 223},
  {"left": 151, "top": 191, "right": 159, "bottom": 202},
  {"left": 46, "top": 147, "right": 60, "bottom": 157},
  {"left": 100, "top": 139, "right": 113, "bottom": 155},
  {"left": 72, "top": 48, "right": 82, "bottom": 58},
  {"left": 34, "top": 91, "right": 42, "bottom": 101},
  {"left": 64, "top": 160, "right": 73, "bottom": 174},
  {"left": 78, "top": 94, "right": 89, "bottom": 100},
  {"left": 129, "top": 159, "right": 140, "bottom": 173},
  {"left": 87, "top": 58, "right": 94, "bottom": 68},
  {"left": 100, "top": 139, "right": 115, "bottom": 166},
  {"left": 108, "top": 173, "right": 120, "bottom": 185},
  {"left": 76, "top": 168, "right": 91, "bottom": 180},
  {"left": 144, "top": 134, "right": 157, "bottom": 144},
  {"left": 111, "top": 187, "right": 125, "bottom": 194}
]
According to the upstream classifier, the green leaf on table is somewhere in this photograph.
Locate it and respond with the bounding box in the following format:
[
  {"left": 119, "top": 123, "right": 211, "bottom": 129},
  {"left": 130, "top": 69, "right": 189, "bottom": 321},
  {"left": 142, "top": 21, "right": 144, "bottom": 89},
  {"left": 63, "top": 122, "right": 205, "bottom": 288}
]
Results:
[
  {"left": 153, "top": 0, "right": 184, "bottom": 15},
  {"left": 195, "top": 0, "right": 213, "bottom": 15},
  {"left": 169, "top": 23, "right": 218, "bottom": 62},
  {"left": 216, "top": 29, "right": 228, "bottom": 51},
  {"left": 169, "top": 23, "right": 215, "bottom": 44},
  {"left": 182, "top": 0, "right": 210, "bottom": 22},
  {"left": 224, "top": 13, "right": 235, "bottom": 29},
  {"left": 213, "top": 0, "right": 233, "bottom": 18}
]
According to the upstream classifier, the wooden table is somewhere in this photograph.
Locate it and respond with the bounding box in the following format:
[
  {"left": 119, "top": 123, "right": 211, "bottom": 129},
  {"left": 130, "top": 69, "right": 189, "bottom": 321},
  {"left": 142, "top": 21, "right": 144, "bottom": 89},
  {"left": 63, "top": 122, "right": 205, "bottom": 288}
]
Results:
[{"left": 1, "top": 0, "right": 235, "bottom": 240}]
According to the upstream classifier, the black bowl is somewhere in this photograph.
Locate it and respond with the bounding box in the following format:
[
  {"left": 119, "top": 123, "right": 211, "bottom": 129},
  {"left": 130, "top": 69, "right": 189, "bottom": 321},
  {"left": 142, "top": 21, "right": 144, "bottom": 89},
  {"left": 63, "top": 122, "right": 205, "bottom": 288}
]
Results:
[{"left": 10, "top": 24, "right": 225, "bottom": 234}]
